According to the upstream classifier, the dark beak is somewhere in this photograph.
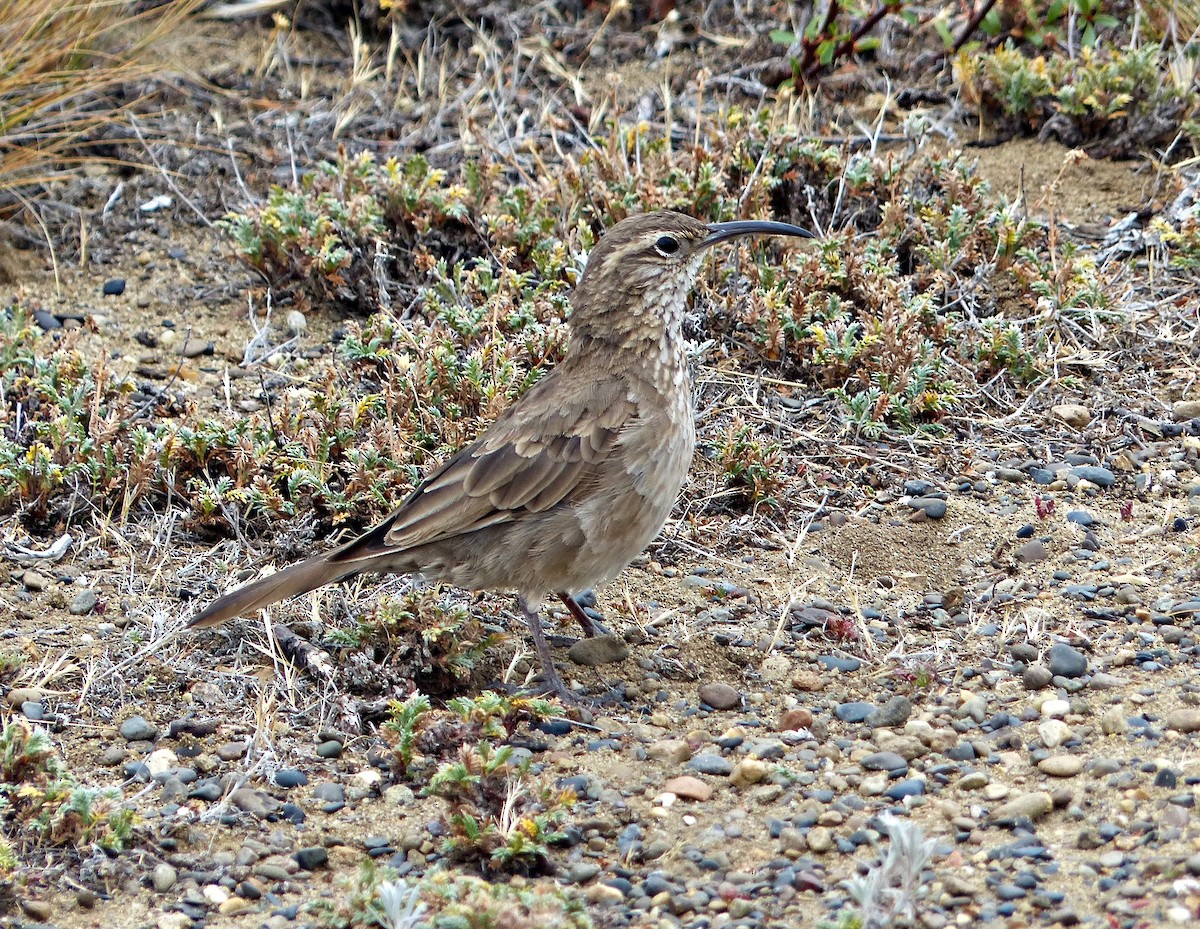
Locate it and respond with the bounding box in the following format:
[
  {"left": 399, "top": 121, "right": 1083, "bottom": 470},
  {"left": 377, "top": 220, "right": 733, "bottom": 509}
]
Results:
[{"left": 702, "top": 219, "right": 817, "bottom": 248}]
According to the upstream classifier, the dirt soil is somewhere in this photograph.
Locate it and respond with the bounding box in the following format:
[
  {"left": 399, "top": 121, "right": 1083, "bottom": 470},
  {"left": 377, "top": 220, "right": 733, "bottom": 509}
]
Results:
[{"left": 4, "top": 7, "right": 1200, "bottom": 929}]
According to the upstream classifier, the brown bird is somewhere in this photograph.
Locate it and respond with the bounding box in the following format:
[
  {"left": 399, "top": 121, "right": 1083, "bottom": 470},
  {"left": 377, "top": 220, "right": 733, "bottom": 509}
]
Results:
[{"left": 190, "top": 210, "right": 814, "bottom": 698}]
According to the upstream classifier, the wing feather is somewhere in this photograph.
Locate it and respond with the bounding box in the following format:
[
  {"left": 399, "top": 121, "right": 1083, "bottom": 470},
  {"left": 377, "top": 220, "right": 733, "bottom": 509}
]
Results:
[{"left": 328, "top": 374, "right": 635, "bottom": 561}]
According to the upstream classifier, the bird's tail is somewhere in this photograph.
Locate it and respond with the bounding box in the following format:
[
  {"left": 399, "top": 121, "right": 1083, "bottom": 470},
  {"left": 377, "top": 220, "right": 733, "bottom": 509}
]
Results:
[{"left": 188, "top": 553, "right": 357, "bottom": 629}]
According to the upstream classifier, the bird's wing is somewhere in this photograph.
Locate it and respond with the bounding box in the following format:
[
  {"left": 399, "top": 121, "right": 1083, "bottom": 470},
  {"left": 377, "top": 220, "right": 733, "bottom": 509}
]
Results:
[{"left": 328, "top": 374, "right": 635, "bottom": 562}]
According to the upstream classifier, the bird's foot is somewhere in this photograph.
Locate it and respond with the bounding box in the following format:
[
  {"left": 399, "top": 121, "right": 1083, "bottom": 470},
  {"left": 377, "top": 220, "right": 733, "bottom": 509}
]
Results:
[{"left": 520, "top": 597, "right": 580, "bottom": 704}]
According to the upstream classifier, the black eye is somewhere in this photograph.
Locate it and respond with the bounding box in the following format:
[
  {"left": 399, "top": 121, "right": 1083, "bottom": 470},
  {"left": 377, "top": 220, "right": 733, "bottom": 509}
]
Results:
[{"left": 654, "top": 235, "right": 680, "bottom": 255}]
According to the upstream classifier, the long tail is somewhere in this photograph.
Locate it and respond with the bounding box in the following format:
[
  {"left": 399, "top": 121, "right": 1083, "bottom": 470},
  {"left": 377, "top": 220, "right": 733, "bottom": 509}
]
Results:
[{"left": 188, "top": 553, "right": 360, "bottom": 629}]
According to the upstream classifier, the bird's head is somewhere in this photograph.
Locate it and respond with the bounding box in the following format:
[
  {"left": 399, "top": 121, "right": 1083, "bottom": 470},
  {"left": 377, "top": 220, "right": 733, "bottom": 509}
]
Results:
[{"left": 569, "top": 210, "right": 815, "bottom": 346}]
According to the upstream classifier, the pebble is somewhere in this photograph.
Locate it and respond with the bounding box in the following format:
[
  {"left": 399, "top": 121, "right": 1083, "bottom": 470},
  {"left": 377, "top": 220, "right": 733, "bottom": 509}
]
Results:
[
  {"left": 1052, "top": 404, "right": 1092, "bottom": 427},
  {"left": 1038, "top": 755, "right": 1083, "bottom": 777},
  {"left": 152, "top": 863, "right": 178, "bottom": 892},
  {"left": 1015, "top": 540, "right": 1048, "bottom": 563},
  {"left": 993, "top": 792, "right": 1053, "bottom": 821},
  {"left": 68, "top": 590, "right": 99, "bottom": 615},
  {"left": 698, "top": 682, "right": 741, "bottom": 710},
  {"left": 730, "top": 759, "right": 769, "bottom": 787},
  {"left": 806, "top": 826, "right": 834, "bottom": 852},
  {"left": 1048, "top": 643, "right": 1088, "bottom": 678},
  {"left": 102, "top": 278, "right": 126, "bottom": 296},
  {"left": 688, "top": 753, "right": 733, "bottom": 776},
  {"left": 861, "top": 751, "right": 908, "bottom": 773},
  {"left": 866, "top": 695, "right": 912, "bottom": 728},
  {"left": 21, "top": 570, "right": 51, "bottom": 591},
  {"left": 1023, "top": 665, "right": 1053, "bottom": 690},
  {"left": 663, "top": 776, "right": 712, "bottom": 801},
  {"left": 568, "top": 635, "right": 630, "bottom": 666},
  {"left": 778, "top": 707, "right": 813, "bottom": 730},
  {"left": 1040, "top": 698, "right": 1070, "bottom": 718},
  {"left": 647, "top": 740, "right": 692, "bottom": 765},
  {"left": 119, "top": 715, "right": 158, "bottom": 742},
  {"left": 1165, "top": 708, "right": 1200, "bottom": 733},
  {"left": 909, "top": 497, "right": 947, "bottom": 519},
  {"left": 293, "top": 847, "right": 328, "bottom": 870},
  {"left": 1038, "top": 719, "right": 1072, "bottom": 748},
  {"left": 1070, "top": 465, "right": 1115, "bottom": 488},
  {"left": 1172, "top": 399, "right": 1200, "bottom": 421},
  {"left": 835, "top": 702, "right": 875, "bottom": 723}
]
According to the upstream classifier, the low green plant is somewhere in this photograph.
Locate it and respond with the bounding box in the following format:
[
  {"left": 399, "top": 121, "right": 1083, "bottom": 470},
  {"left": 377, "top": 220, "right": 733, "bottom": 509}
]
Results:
[
  {"left": 0, "top": 719, "right": 136, "bottom": 855},
  {"left": 424, "top": 740, "right": 574, "bottom": 873},
  {"left": 717, "top": 419, "right": 786, "bottom": 508},
  {"left": 381, "top": 689, "right": 556, "bottom": 780}
]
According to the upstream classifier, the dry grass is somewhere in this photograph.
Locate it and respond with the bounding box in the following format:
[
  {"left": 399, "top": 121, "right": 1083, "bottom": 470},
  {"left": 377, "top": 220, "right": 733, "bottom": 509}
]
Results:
[{"left": 0, "top": 0, "right": 199, "bottom": 217}]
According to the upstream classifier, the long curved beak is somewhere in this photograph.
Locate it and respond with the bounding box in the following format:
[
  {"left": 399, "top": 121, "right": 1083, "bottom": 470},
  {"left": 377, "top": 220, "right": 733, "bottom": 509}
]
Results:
[{"left": 702, "top": 219, "right": 817, "bottom": 248}]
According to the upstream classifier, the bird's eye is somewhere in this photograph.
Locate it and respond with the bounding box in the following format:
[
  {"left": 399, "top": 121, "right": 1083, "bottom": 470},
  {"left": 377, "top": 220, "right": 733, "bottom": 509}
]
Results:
[{"left": 654, "top": 235, "right": 680, "bottom": 256}]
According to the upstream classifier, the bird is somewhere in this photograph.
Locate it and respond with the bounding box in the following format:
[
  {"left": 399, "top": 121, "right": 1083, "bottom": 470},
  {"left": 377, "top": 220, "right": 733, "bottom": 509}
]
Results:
[{"left": 189, "top": 210, "right": 815, "bottom": 699}]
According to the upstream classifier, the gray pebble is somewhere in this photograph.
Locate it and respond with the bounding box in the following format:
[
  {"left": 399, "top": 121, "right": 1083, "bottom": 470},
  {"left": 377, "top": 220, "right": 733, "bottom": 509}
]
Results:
[
  {"left": 293, "top": 847, "right": 328, "bottom": 871},
  {"left": 688, "top": 753, "right": 733, "bottom": 776},
  {"left": 1015, "top": 540, "right": 1048, "bottom": 563},
  {"left": 861, "top": 751, "right": 908, "bottom": 773},
  {"left": 834, "top": 702, "right": 875, "bottom": 723},
  {"left": 866, "top": 695, "right": 911, "bottom": 729},
  {"left": 1022, "top": 665, "right": 1053, "bottom": 690},
  {"left": 1048, "top": 643, "right": 1088, "bottom": 678},
  {"left": 119, "top": 715, "right": 158, "bottom": 742},
  {"left": 152, "top": 863, "right": 177, "bottom": 892},
  {"left": 69, "top": 590, "right": 99, "bottom": 615},
  {"left": 1071, "top": 465, "right": 1115, "bottom": 487}
]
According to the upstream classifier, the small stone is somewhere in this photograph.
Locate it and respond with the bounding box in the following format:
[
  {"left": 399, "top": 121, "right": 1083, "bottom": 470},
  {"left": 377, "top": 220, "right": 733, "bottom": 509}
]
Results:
[
  {"left": 730, "top": 758, "right": 768, "bottom": 788},
  {"left": 32, "top": 310, "right": 61, "bottom": 331},
  {"left": 993, "top": 792, "right": 1053, "bottom": 821},
  {"left": 909, "top": 497, "right": 948, "bottom": 519},
  {"left": 1070, "top": 465, "right": 1115, "bottom": 488},
  {"left": 1165, "top": 708, "right": 1200, "bottom": 733},
  {"left": 1038, "top": 755, "right": 1083, "bottom": 777},
  {"left": 1052, "top": 404, "right": 1092, "bottom": 428},
  {"left": 1023, "top": 665, "right": 1053, "bottom": 690},
  {"left": 21, "top": 570, "right": 51, "bottom": 592},
  {"left": 698, "top": 682, "right": 741, "bottom": 710},
  {"left": 1100, "top": 708, "right": 1129, "bottom": 735},
  {"left": 778, "top": 707, "right": 813, "bottom": 730},
  {"left": 688, "top": 753, "right": 733, "bottom": 776},
  {"left": 568, "top": 635, "right": 629, "bottom": 666},
  {"left": 146, "top": 748, "right": 178, "bottom": 777},
  {"left": 102, "top": 279, "right": 126, "bottom": 296},
  {"left": 1172, "top": 400, "right": 1200, "bottom": 421},
  {"left": 119, "top": 715, "right": 158, "bottom": 742},
  {"left": 835, "top": 702, "right": 875, "bottom": 724},
  {"left": 1048, "top": 643, "right": 1088, "bottom": 678},
  {"left": 69, "top": 590, "right": 99, "bottom": 615},
  {"left": 647, "top": 740, "right": 692, "bottom": 765},
  {"left": 315, "top": 740, "right": 343, "bottom": 759},
  {"left": 285, "top": 309, "right": 308, "bottom": 335},
  {"left": 1041, "top": 698, "right": 1070, "bottom": 718},
  {"left": 20, "top": 899, "right": 53, "bottom": 921},
  {"left": 663, "top": 776, "right": 712, "bottom": 801},
  {"left": 805, "top": 826, "right": 834, "bottom": 853},
  {"left": 152, "top": 863, "right": 178, "bottom": 892},
  {"left": 759, "top": 652, "right": 792, "bottom": 681},
  {"left": 861, "top": 751, "right": 908, "bottom": 773},
  {"left": 1038, "top": 719, "right": 1072, "bottom": 748},
  {"left": 866, "top": 695, "right": 912, "bottom": 729},
  {"left": 274, "top": 769, "right": 308, "bottom": 788},
  {"left": 1015, "top": 540, "right": 1048, "bottom": 564},
  {"left": 293, "top": 847, "right": 328, "bottom": 870}
]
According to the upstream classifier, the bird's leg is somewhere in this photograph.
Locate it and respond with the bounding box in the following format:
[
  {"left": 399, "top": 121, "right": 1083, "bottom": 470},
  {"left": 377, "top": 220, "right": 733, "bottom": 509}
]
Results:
[
  {"left": 557, "top": 591, "right": 608, "bottom": 638},
  {"left": 518, "top": 597, "right": 574, "bottom": 702}
]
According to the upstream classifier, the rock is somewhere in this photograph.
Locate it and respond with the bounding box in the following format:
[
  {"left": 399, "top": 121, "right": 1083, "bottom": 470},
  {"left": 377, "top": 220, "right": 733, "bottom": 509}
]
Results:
[
  {"left": 1038, "top": 755, "right": 1083, "bottom": 777},
  {"left": 1052, "top": 404, "right": 1092, "bottom": 428},
  {"left": 102, "top": 278, "right": 126, "bottom": 296},
  {"left": 805, "top": 826, "right": 834, "bottom": 853},
  {"left": 647, "top": 740, "right": 692, "bottom": 765},
  {"left": 1099, "top": 708, "right": 1129, "bottom": 735},
  {"left": 778, "top": 707, "right": 813, "bottom": 730},
  {"left": 730, "top": 758, "right": 769, "bottom": 788},
  {"left": 861, "top": 751, "right": 908, "bottom": 773},
  {"left": 688, "top": 753, "right": 733, "bottom": 776},
  {"left": 909, "top": 497, "right": 947, "bottom": 519},
  {"left": 1070, "top": 465, "right": 1115, "bottom": 488},
  {"left": 69, "top": 590, "right": 99, "bottom": 615},
  {"left": 285, "top": 310, "right": 308, "bottom": 335},
  {"left": 1048, "top": 643, "right": 1088, "bottom": 678},
  {"left": 20, "top": 899, "right": 53, "bottom": 921},
  {"left": 1023, "top": 665, "right": 1053, "bottom": 690},
  {"left": 993, "top": 792, "right": 1053, "bottom": 821},
  {"left": 119, "top": 715, "right": 158, "bottom": 742},
  {"left": 1165, "top": 708, "right": 1200, "bottom": 733},
  {"left": 152, "top": 863, "right": 178, "bottom": 892},
  {"left": 21, "top": 570, "right": 51, "bottom": 592},
  {"left": 293, "top": 847, "right": 328, "bottom": 870},
  {"left": 1015, "top": 540, "right": 1048, "bottom": 564},
  {"left": 568, "top": 635, "right": 630, "bottom": 666},
  {"left": 835, "top": 702, "right": 875, "bottom": 724},
  {"left": 866, "top": 695, "right": 912, "bottom": 729},
  {"left": 759, "top": 652, "right": 792, "bottom": 681},
  {"left": 663, "top": 776, "right": 712, "bottom": 801},
  {"left": 1041, "top": 698, "right": 1070, "bottom": 718},
  {"left": 698, "top": 682, "right": 741, "bottom": 710},
  {"left": 146, "top": 748, "right": 178, "bottom": 777},
  {"left": 1172, "top": 400, "right": 1200, "bottom": 421},
  {"left": 1038, "top": 720, "right": 1072, "bottom": 749}
]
